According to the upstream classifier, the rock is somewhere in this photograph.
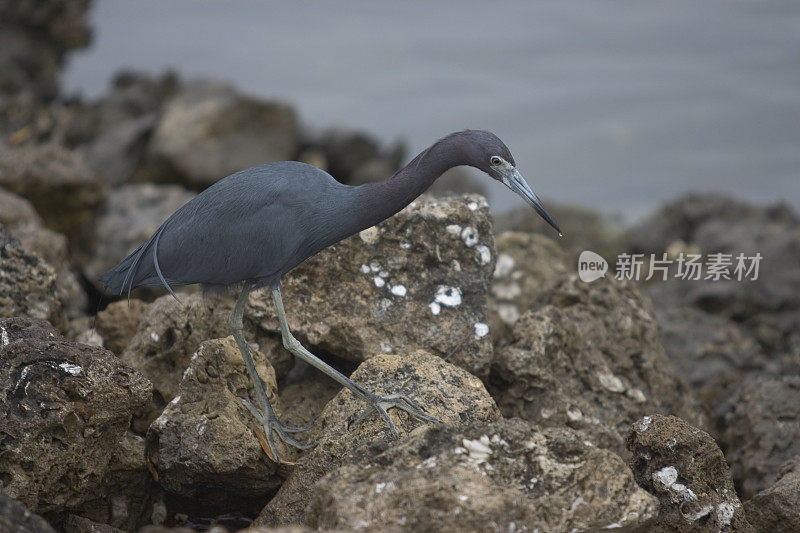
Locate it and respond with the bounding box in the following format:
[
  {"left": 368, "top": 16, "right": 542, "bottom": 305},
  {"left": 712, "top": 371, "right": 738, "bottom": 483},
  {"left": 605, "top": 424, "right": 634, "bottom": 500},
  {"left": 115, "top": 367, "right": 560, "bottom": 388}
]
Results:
[
  {"left": 490, "top": 274, "right": 702, "bottom": 454},
  {"left": 629, "top": 193, "right": 800, "bottom": 355},
  {"left": 248, "top": 194, "right": 496, "bottom": 378},
  {"left": 0, "top": 322, "right": 152, "bottom": 515},
  {"left": 93, "top": 299, "right": 148, "bottom": 356},
  {"left": 718, "top": 374, "right": 800, "bottom": 499},
  {"left": 82, "top": 113, "right": 157, "bottom": 186},
  {"left": 70, "top": 429, "right": 150, "bottom": 531},
  {"left": 90, "top": 71, "right": 180, "bottom": 132},
  {"left": 0, "top": 0, "right": 92, "bottom": 100},
  {"left": 0, "top": 225, "right": 66, "bottom": 330},
  {"left": 71, "top": 71, "right": 180, "bottom": 186},
  {"left": 626, "top": 193, "right": 796, "bottom": 255},
  {"left": 0, "top": 142, "right": 104, "bottom": 253},
  {"left": 145, "top": 337, "right": 283, "bottom": 519},
  {"left": 308, "top": 418, "right": 657, "bottom": 532},
  {"left": 489, "top": 231, "right": 569, "bottom": 338},
  {"left": 495, "top": 203, "right": 625, "bottom": 261},
  {"left": 0, "top": 188, "right": 87, "bottom": 320},
  {"left": 0, "top": 189, "right": 68, "bottom": 269},
  {"left": 257, "top": 351, "right": 500, "bottom": 526},
  {"left": 0, "top": 492, "right": 57, "bottom": 533},
  {"left": 86, "top": 182, "right": 195, "bottom": 288},
  {"left": 426, "top": 166, "right": 489, "bottom": 198},
  {"left": 0, "top": 317, "right": 62, "bottom": 343},
  {"left": 137, "top": 527, "right": 196, "bottom": 533},
  {"left": 149, "top": 80, "right": 297, "bottom": 189},
  {"left": 626, "top": 414, "right": 752, "bottom": 532},
  {"left": 303, "top": 128, "right": 404, "bottom": 185},
  {"left": 277, "top": 360, "right": 342, "bottom": 431},
  {"left": 121, "top": 294, "right": 291, "bottom": 433},
  {"left": 239, "top": 526, "right": 344, "bottom": 533},
  {"left": 654, "top": 306, "right": 765, "bottom": 408},
  {"left": 64, "top": 514, "right": 125, "bottom": 533},
  {"left": 744, "top": 456, "right": 800, "bottom": 532}
]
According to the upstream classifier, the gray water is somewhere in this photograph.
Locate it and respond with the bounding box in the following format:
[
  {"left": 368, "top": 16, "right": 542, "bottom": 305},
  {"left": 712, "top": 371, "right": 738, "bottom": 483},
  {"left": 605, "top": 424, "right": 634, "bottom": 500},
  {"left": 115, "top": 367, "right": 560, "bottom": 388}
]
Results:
[{"left": 63, "top": 0, "right": 800, "bottom": 219}]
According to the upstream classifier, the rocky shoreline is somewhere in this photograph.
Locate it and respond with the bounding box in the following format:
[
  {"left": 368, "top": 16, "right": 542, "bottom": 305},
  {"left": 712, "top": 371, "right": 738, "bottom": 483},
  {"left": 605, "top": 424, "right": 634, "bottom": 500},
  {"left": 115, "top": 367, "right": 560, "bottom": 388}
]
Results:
[{"left": 2, "top": 2, "right": 799, "bottom": 532}]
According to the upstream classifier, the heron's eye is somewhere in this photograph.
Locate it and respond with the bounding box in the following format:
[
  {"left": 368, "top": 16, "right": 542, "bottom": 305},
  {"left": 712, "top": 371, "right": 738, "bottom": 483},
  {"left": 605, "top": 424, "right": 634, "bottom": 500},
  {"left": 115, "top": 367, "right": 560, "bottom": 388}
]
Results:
[{"left": 490, "top": 156, "right": 503, "bottom": 166}]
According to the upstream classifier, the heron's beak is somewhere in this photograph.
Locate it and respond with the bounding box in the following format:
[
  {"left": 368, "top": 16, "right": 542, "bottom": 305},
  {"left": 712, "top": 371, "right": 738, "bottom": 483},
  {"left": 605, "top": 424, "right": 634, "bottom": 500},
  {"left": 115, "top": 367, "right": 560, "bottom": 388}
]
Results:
[{"left": 503, "top": 168, "right": 562, "bottom": 236}]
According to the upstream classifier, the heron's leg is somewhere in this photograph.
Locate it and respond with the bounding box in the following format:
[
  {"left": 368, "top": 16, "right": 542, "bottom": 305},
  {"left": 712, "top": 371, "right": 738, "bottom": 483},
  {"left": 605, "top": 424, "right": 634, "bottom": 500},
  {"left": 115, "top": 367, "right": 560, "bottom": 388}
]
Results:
[
  {"left": 229, "top": 284, "right": 316, "bottom": 462},
  {"left": 271, "top": 287, "right": 442, "bottom": 438}
]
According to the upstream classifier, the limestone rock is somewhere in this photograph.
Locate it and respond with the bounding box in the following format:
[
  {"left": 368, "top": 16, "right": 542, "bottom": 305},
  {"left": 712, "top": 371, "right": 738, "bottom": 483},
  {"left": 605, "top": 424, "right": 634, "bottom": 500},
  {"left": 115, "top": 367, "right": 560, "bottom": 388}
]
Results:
[
  {"left": 249, "top": 194, "right": 496, "bottom": 378},
  {"left": 489, "top": 231, "right": 569, "bottom": 338},
  {"left": 0, "top": 142, "right": 104, "bottom": 252},
  {"left": 718, "top": 374, "right": 800, "bottom": 499},
  {"left": 257, "top": 351, "right": 500, "bottom": 526},
  {"left": 654, "top": 306, "right": 765, "bottom": 409},
  {"left": 93, "top": 299, "right": 148, "bottom": 356},
  {"left": 309, "top": 418, "right": 658, "bottom": 532},
  {"left": 744, "top": 456, "right": 800, "bottom": 533},
  {"left": 626, "top": 414, "right": 752, "bottom": 532},
  {"left": 121, "top": 294, "right": 291, "bottom": 433},
  {"left": 302, "top": 127, "right": 404, "bottom": 185},
  {"left": 490, "top": 274, "right": 702, "bottom": 454},
  {"left": 149, "top": 80, "right": 297, "bottom": 189},
  {"left": 495, "top": 203, "right": 624, "bottom": 261},
  {"left": 277, "top": 361, "right": 342, "bottom": 430},
  {"left": 0, "top": 187, "right": 67, "bottom": 269},
  {"left": 0, "top": 225, "right": 66, "bottom": 330},
  {"left": 0, "top": 320, "right": 151, "bottom": 515},
  {"left": 0, "top": 188, "right": 86, "bottom": 319},
  {"left": 0, "top": 0, "right": 91, "bottom": 101},
  {"left": 82, "top": 113, "right": 158, "bottom": 186},
  {"left": 68, "top": 430, "right": 149, "bottom": 531},
  {"left": 64, "top": 514, "right": 125, "bottom": 533},
  {"left": 426, "top": 167, "right": 489, "bottom": 198},
  {"left": 0, "top": 316, "right": 61, "bottom": 343},
  {"left": 146, "top": 337, "right": 283, "bottom": 518},
  {"left": 630, "top": 193, "right": 800, "bottom": 355},
  {"left": 0, "top": 492, "right": 56, "bottom": 533}
]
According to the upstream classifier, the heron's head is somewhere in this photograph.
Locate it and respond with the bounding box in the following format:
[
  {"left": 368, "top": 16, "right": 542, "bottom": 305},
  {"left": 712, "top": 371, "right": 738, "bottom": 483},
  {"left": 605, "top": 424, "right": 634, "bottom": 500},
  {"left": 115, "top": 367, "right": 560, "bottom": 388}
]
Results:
[{"left": 463, "top": 130, "right": 562, "bottom": 236}]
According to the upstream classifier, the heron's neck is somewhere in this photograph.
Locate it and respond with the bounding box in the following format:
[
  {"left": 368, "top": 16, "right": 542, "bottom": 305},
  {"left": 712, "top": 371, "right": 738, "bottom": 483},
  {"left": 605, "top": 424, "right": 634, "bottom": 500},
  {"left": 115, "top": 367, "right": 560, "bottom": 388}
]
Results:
[{"left": 351, "top": 136, "right": 464, "bottom": 231}]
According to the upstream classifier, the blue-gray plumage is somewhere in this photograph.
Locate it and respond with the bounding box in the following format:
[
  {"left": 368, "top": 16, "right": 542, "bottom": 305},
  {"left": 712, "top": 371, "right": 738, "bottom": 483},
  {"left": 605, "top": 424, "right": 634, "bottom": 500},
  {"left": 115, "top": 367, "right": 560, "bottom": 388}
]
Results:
[{"left": 101, "top": 130, "right": 561, "bottom": 463}]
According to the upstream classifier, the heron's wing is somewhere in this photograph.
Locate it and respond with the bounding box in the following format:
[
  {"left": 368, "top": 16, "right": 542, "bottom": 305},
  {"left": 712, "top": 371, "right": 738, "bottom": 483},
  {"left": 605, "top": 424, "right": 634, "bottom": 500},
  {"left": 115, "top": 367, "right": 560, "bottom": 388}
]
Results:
[
  {"left": 101, "top": 162, "right": 340, "bottom": 294},
  {"left": 151, "top": 177, "right": 304, "bottom": 286}
]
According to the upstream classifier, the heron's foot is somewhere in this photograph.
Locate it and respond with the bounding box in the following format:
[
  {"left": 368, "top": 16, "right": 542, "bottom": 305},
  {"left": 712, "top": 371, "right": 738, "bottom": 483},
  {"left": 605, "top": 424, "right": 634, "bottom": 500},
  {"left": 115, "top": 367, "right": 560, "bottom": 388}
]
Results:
[
  {"left": 242, "top": 398, "right": 318, "bottom": 464},
  {"left": 351, "top": 391, "right": 443, "bottom": 437}
]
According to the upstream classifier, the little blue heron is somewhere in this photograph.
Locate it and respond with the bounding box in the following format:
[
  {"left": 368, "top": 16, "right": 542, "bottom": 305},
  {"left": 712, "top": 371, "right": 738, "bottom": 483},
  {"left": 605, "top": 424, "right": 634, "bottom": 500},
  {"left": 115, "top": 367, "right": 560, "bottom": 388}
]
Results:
[{"left": 101, "top": 129, "right": 561, "bottom": 462}]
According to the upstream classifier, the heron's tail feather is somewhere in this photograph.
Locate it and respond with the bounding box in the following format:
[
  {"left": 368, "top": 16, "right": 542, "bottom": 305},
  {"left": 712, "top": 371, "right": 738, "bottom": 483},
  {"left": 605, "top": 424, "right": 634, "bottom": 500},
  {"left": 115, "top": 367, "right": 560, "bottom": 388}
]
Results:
[
  {"left": 99, "top": 224, "right": 181, "bottom": 303},
  {"left": 99, "top": 242, "right": 142, "bottom": 293}
]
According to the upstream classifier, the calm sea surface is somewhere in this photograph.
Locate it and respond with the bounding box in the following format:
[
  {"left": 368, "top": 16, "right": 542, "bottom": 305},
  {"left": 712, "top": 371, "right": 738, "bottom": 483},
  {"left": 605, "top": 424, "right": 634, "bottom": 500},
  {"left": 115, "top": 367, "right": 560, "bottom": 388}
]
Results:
[{"left": 63, "top": 1, "right": 800, "bottom": 219}]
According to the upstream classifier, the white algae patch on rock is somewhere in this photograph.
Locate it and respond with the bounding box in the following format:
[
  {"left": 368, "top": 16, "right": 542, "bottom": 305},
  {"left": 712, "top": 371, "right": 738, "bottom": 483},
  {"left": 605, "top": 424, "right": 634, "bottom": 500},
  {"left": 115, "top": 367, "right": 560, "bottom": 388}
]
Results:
[
  {"left": 474, "top": 322, "right": 489, "bottom": 338},
  {"left": 248, "top": 194, "right": 496, "bottom": 377},
  {"left": 434, "top": 285, "right": 462, "bottom": 307},
  {"left": 475, "top": 244, "right": 492, "bottom": 265},
  {"left": 390, "top": 284, "right": 407, "bottom": 297}
]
